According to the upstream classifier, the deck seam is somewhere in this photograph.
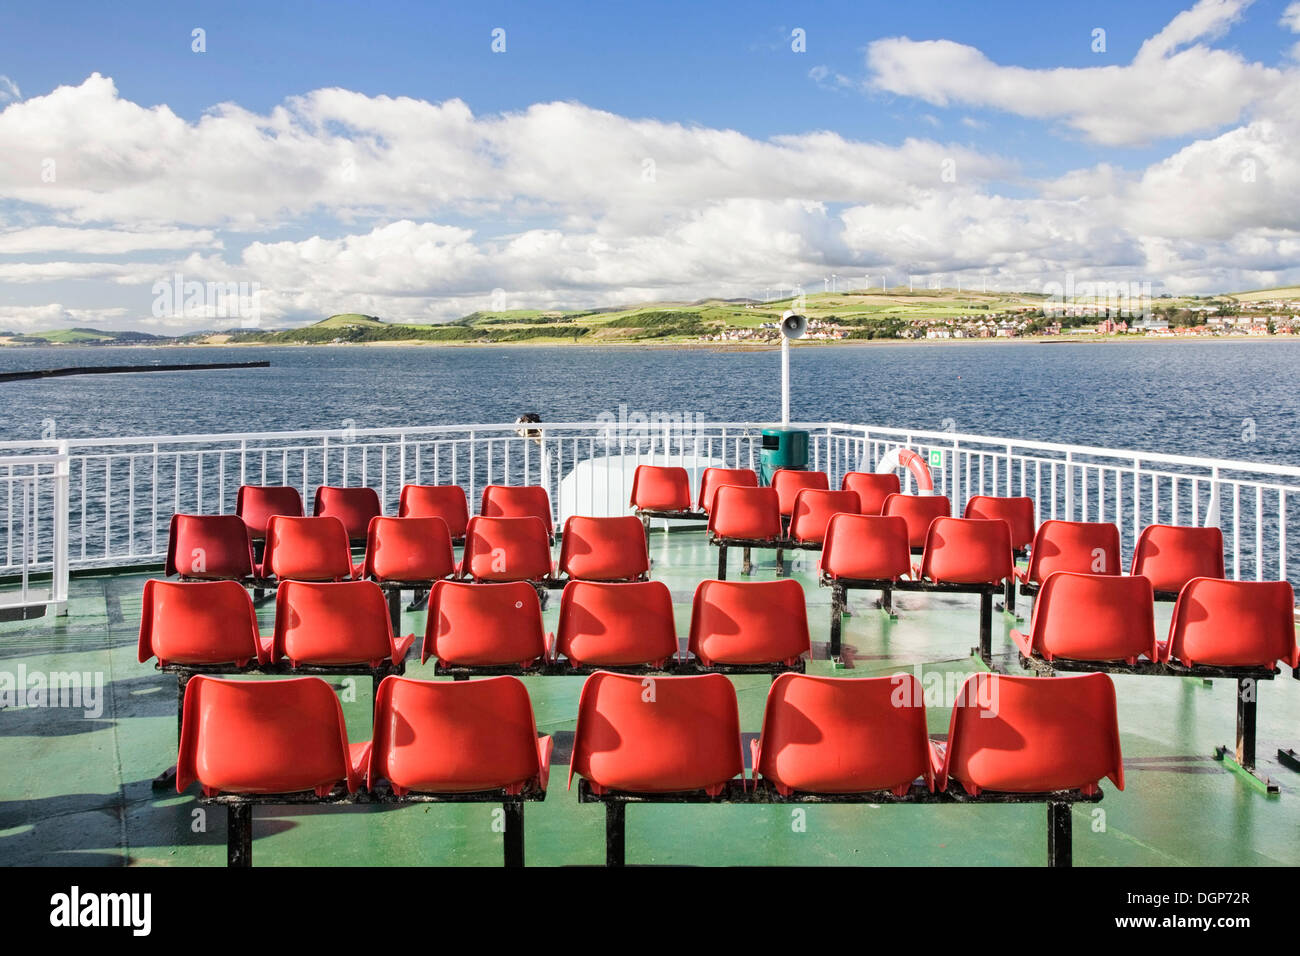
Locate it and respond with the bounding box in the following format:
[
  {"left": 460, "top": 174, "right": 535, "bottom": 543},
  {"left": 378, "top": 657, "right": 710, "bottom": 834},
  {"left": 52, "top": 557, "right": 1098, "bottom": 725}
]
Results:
[{"left": 101, "top": 578, "right": 131, "bottom": 866}]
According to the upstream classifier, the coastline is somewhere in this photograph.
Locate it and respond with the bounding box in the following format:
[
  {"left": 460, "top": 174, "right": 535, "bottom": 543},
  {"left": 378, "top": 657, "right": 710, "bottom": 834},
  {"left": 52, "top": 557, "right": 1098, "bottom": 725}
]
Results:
[{"left": 0, "top": 333, "right": 1289, "bottom": 352}]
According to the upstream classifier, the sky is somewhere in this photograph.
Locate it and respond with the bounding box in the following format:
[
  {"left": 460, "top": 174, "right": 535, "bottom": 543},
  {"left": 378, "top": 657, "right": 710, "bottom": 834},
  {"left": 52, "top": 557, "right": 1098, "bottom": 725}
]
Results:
[{"left": 1, "top": 0, "right": 1300, "bottom": 331}]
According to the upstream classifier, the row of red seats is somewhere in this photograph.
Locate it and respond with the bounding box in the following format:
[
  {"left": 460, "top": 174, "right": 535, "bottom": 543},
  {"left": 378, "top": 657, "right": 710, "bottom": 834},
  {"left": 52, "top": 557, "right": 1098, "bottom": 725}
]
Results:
[
  {"left": 238, "top": 482, "right": 555, "bottom": 542},
  {"left": 1009, "top": 571, "right": 1298, "bottom": 793},
  {"left": 140, "top": 576, "right": 811, "bottom": 675},
  {"left": 820, "top": 514, "right": 1226, "bottom": 596},
  {"left": 179, "top": 668, "right": 1123, "bottom": 867},
  {"left": 632, "top": 465, "right": 914, "bottom": 520},
  {"left": 638, "top": 464, "right": 1226, "bottom": 593},
  {"left": 167, "top": 511, "right": 650, "bottom": 586}
]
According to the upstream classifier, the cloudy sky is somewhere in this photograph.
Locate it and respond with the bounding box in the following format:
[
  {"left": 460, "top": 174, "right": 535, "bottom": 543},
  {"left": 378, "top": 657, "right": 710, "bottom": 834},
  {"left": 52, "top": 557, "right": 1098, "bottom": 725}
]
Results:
[{"left": 1, "top": 0, "right": 1299, "bottom": 331}]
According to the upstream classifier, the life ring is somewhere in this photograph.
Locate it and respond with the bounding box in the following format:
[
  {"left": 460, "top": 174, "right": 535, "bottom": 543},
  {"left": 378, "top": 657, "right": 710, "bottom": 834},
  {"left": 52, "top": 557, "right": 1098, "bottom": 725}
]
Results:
[{"left": 874, "top": 447, "right": 935, "bottom": 495}]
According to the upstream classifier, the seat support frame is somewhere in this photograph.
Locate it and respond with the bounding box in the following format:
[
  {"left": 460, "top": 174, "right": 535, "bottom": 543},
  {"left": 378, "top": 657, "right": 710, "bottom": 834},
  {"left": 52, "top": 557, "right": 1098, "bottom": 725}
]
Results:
[
  {"left": 1016, "top": 654, "right": 1280, "bottom": 794},
  {"left": 433, "top": 659, "right": 806, "bottom": 680},
  {"left": 712, "top": 537, "right": 784, "bottom": 580},
  {"left": 578, "top": 778, "right": 1101, "bottom": 868},
  {"left": 203, "top": 781, "right": 546, "bottom": 867},
  {"left": 822, "top": 576, "right": 998, "bottom": 665}
]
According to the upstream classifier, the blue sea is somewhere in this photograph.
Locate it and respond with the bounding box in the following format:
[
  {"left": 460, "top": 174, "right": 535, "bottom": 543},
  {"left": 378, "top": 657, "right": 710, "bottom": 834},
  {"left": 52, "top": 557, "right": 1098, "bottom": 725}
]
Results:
[{"left": 0, "top": 341, "right": 1295, "bottom": 465}]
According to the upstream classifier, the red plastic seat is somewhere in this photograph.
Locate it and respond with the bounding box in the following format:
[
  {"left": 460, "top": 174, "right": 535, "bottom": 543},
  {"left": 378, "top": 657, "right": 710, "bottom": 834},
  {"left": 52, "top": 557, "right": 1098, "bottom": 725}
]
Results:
[
  {"left": 698, "top": 467, "right": 758, "bottom": 514},
  {"left": 569, "top": 672, "right": 744, "bottom": 796},
  {"left": 938, "top": 672, "right": 1124, "bottom": 797},
  {"left": 261, "top": 515, "right": 359, "bottom": 581},
  {"left": 138, "top": 579, "right": 270, "bottom": 668},
  {"left": 819, "top": 514, "right": 913, "bottom": 581},
  {"left": 687, "top": 578, "right": 810, "bottom": 666},
  {"left": 363, "top": 516, "right": 456, "bottom": 584},
  {"left": 313, "top": 485, "right": 382, "bottom": 544},
  {"left": 398, "top": 484, "right": 469, "bottom": 539},
  {"left": 788, "top": 489, "right": 861, "bottom": 545},
  {"left": 558, "top": 515, "right": 650, "bottom": 581},
  {"left": 177, "top": 675, "right": 365, "bottom": 797},
  {"left": 556, "top": 580, "right": 678, "bottom": 667},
  {"left": 422, "top": 580, "right": 548, "bottom": 667},
  {"left": 1010, "top": 571, "right": 1157, "bottom": 664},
  {"left": 882, "top": 493, "right": 952, "bottom": 550},
  {"left": 480, "top": 485, "right": 553, "bottom": 537},
  {"left": 1016, "top": 520, "right": 1122, "bottom": 584},
  {"left": 1162, "top": 578, "right": 1299, "bottom": 670},
  {"left": 272, "top": 579, "right": 413, "bottom": 668},
  {"left": 460, "top": 516, "right": 554, "bottom": 583},
  {"left": 368, "top": 675, "right": 552, "bottom": 796},
  {"left": 235, "top": 485, "right": 304, "bottom": 541},
  {"left": 630, "top": 465, "right": 693, "bottom": 513},
  {"left": 918, "top": 517, "right": 1014, "bottom": 584},
  {"left": 706, "top": 485, "right": 781, "bottom": 541},
  {"left": 963, "top": 495, "right": 1036, "bottom": 552},
  {"left": 771, "top": 469, "right": 830, "bottom": 518},
  {"left": 1130, "top": 524, "right": 1225, "bottom": 594},
  {"left": 841, "top": 472, "right": 901, "bottom": 515},
  {"left": 753, "top": 673, "right": 936, "bottom": 797},
  {"left": 165, "top": 514, "right": 255, "bottom": 580}
]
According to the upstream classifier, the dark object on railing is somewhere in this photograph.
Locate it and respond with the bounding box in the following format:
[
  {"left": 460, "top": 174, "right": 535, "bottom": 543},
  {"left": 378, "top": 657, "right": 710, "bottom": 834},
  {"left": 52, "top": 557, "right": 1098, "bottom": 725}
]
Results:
[
  {"left": 514, "top": 412, "right": 542, "bottom": 439},
  {"left": 0, "top": 360, "right": 270, "bottom": 382}
]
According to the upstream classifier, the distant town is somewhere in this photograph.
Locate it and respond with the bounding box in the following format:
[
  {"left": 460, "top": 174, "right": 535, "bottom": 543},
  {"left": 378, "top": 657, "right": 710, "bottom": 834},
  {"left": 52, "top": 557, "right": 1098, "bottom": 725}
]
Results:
[{"left": 701, "top": 292, "right": 1300, "bottom": 343}]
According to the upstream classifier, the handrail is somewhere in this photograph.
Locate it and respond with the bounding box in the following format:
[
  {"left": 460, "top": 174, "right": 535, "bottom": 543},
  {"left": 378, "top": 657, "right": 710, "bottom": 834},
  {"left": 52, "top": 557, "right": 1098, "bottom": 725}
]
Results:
[{"left": 1, "top": 421, "right": 1295, "bottom": 479}]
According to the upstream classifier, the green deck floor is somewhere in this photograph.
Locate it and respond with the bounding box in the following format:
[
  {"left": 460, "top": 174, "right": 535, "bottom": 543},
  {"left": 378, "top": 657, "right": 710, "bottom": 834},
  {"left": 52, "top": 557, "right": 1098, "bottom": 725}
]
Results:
[{"left": 2, "top": 528, "right": 1298, "bottom": 867}]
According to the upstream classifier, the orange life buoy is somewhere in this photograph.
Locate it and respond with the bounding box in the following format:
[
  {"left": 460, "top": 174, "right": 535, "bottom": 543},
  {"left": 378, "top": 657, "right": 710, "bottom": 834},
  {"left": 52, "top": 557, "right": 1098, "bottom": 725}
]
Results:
[{"left": 874, "top": 447, "right": 935, "bottom": 495}]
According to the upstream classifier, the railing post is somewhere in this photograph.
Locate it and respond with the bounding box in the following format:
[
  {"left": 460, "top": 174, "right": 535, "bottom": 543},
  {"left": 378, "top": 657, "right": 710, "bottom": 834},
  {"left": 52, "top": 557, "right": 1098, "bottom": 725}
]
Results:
[
  {"left": 1064, "top": 451, "right": 1074, "bottom": 521},
  {"left": 399, "top": 434, "right": 407, "bottom": 497},
  {"left": 1132, "top": 457, "right": 1141, "bottom": 556},
  {"left": 1278, "top": 490, "right": 1287, "bottom": 582},
  {"left": 52, "top": 443, "right": 70, "bottom": 615},
  {"left": 469, "top": 430, "right": 477, "bottom": 511},
  {"left": 951, "top": 438, "right": 960, "bottom": 507}
]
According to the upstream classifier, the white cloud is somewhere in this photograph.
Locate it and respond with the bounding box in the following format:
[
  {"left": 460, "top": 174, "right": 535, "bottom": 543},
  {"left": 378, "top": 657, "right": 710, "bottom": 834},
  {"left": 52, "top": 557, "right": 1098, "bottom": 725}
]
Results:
[
  {"left": 0, "top": 74, "right": 1014, "bottom": 231},
  {"left": 0, "top": 76, "right": 19, "bottom": 103},
  {"left": 6, "top": 1, "right": 1300, "bottom": 335},
  {"left": 0, "top": 226, "right": 220, "bottom": 254},
  {"left": 1281, "top": 2, "right": 1300, "bottom": 31},
  {"left": 866, "top": 0, "right": 1282, "bottom": 146},
  {"left": 0, "top": 304, "right": 127, "bottom": 331}
]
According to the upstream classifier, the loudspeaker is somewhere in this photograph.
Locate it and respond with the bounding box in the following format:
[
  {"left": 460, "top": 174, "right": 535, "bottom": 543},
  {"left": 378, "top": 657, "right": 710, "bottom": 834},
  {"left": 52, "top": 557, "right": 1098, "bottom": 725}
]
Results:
[{"left": 780, "top": 311, "right": 808, "bottom": 340}]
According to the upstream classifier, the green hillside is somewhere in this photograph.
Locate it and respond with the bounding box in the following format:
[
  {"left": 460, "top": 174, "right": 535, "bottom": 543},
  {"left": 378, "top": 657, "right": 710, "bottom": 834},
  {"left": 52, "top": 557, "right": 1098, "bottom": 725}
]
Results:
[
  {"left": 5, "top": 284, "right": 1297, "bottom": 349},
  {"left": 313, "top": 313, "right": 385, "bottom": 328},
  {"left": 34, "top": 328, "right": 116, "bottom": 343}
]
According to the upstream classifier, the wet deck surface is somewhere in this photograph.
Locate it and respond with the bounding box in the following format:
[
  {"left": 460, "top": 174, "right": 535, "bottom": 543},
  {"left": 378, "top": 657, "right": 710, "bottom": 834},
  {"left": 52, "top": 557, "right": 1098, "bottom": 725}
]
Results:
[{"left": 2, "top": 529, "right": 1298, "bottom": 867}]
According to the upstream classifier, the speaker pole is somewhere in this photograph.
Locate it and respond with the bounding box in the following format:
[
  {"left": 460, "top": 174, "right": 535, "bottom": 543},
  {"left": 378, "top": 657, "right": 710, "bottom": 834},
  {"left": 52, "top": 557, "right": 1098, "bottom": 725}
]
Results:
[{"left": 781, "top": 334, "right": 790, "bottom": 427}]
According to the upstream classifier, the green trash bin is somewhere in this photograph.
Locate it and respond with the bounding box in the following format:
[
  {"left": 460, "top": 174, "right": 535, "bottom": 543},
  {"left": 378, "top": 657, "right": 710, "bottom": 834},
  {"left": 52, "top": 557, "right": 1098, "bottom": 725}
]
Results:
[{"left": 759, "top": 428, "right": 809, "bottom": 485}]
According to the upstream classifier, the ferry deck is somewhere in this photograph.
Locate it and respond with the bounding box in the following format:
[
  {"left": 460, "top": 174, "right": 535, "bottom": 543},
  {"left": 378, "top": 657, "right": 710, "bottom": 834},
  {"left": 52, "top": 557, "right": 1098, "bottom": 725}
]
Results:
[{"left": 1, "top": 421, "right": 1298, "bottom": 868}]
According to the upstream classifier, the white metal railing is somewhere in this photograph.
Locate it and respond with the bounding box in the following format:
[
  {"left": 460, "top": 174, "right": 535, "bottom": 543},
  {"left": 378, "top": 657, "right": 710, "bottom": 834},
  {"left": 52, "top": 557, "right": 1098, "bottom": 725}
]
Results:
[
  {"left": 0, "top": 447, "right": 70, "bottom": 615},
  {"left": 1, "top": 422, "right": 1297, "bottom": 593}
]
